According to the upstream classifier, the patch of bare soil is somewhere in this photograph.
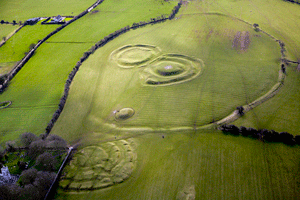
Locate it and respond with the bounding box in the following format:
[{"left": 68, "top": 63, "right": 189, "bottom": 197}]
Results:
[
  {"left": 232, "top": 31, "right": 251, "bottom": 52},
  {"left": 206, "top": 29, "right": 214, "bottom": 41}
]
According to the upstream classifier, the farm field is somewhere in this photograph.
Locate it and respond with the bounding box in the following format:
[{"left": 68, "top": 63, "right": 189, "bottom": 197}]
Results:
[
  {"left": 0, "top": 0, "right": 299, "bottom": 199},
  {"left": 0, "top": 24, "right": 19, "bottom": 41},
  {"left": 51, "top": 13, "right": 281, "bottom": 141},
  {"left": 0, "top": 24, "right": 59, "bottom": 74},
  {"left": 51, "top": 0, "right": 299, "bottom": 199},
  {"left": 0, "top": 0, "right": 176, "bottom": 143},
  {"left": 0, "top": 0, "right": 96, "bottom": 21},
  {"left": 57, "top": 131, "right": 300, "bottom": 200},
  {"left": 47, "top": 0, "right": 177, "bottom": 43},
  {"left": 233, "top": 65, "right": 300, "bottom": 135}
]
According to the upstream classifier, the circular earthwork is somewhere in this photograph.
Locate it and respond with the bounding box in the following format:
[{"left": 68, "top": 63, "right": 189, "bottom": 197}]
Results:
[
  {"left": 0, "top": 101, "right": 12, "bottom": 109},
  {"left": 110, "top": 44, "right": 161, "bottom": 68},
  {"left": 141, "top": 54, "right": 203, "bottom": 86}
]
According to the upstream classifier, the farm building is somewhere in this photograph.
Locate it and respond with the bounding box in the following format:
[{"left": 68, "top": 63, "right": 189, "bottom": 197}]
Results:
[{"left": 24, "top": 17, "right": 40, "bottom": 25}]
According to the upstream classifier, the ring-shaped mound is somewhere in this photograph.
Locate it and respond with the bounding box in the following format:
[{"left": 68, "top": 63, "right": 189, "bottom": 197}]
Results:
[
  {"left": 0, "top": 101, "right": 12, "bottom": 109},
  {"left": 110, "top": 44, "right": 161, "bottom": 68},
  {"left": 115, "top": 108, "right": 135, "bottom": 120},
  {"left": 141, "top": 54, "right": 203, "bottom": 86}
]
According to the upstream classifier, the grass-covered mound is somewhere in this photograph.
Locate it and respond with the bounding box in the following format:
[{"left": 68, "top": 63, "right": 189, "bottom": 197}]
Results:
[{"left": 115, "top": 108, "right": 135, "bottom": 121}]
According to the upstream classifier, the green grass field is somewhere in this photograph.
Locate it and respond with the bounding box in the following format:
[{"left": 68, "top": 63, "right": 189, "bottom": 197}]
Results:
[
  {"left": 57, "top": 131, "right": 300, "bottom": 199},
  {"left": 0, "top": 0, "right": 96, "bottom": 21},
  {"left": 0, "top": 0, "right": 299, "bottom": 199},
  {"left": 50, "top": 1, "right": 300, "bottom": 199},
  {"left": 51, "top": 13, "right": 281, "bottom": 140},
  {"left": 0, "top": 24, "right": 59, "bottom": 74},
  {"left": 0, "top": 0, "right": 176, "bottom": 143},
  {"left": 0, "top": 24, "right": 19, "bottom": 41}
]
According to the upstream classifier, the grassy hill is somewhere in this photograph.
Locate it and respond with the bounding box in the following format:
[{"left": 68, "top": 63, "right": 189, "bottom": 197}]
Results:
[
  {"left": 0, "top": 0, "right": 176, "bottom": 142},
  {"left": 0, "top": 0, "right": 299, "bottom": 199},
  {"left": 51, "top": 1, "right": 299, "bottom": 199}
]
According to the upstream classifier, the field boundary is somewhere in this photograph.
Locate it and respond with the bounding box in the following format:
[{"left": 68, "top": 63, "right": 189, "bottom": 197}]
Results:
[
  {"left": 0, "top": 25, "right": 24, "bottom": 48},
  {"left": 44, "top": 147, "right": 74, "bottom": 200},
  {"left": 0, "top": 0, "right": 105, "bottom": 93},
  {"left": 216, "top": 30, "right": 287, "bottom": 126}
]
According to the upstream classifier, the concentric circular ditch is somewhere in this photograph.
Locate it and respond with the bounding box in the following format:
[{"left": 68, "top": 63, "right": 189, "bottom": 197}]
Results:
[
  {"left": 110, "top": 44, "right": 161, "bottom": 68},
  {"left": 141, "top": 54, "right": 203, "bottom": 86},
  {"left": 60, "top": 140, "right": 136, "bottom": 190}
]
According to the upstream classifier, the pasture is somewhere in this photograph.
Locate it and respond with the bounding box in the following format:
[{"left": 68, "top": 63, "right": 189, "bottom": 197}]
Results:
[
  {"left": 0, "top": 0, "right": 176, "bottom": 143},
  {"left": 57, "top": 131, "right": 300, "bottom": 199},
  {"left": 0, "top": 24, "right": 59, "bottom": 74},
  {"left": 51, "top": 13, "right": 281, "bottom": 140},
  {"left": 0, "top": 24, "right": 19, "bottom": 41},
  {"left": 0, "top": 0, "right": 96, "bottom": 21},
  {"left": 51, "top": 0, "right": 300, "bottom": 199},
  {"left": 0, "top": 0, "right": 299, "bottom": 199}
]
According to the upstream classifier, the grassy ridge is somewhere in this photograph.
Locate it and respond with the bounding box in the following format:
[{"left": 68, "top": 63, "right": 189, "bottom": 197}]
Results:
[
  {"left": 0, "top": 0, "right": 96, "bottom": 21},
  {"left": 57, "top": 131, "right": 300, "bottom": 199},
  {"left": 176, "top": 0, "right": 300, "bottom": 135}
]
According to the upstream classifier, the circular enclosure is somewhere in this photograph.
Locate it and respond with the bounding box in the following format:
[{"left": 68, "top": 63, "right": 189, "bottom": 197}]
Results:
[
  {"left": 110, "top": 44, "right": 161, "bottom": 68},
  {"left": 60, "top": 140, "right": 136, "bottom": 190},
  {"left": 79, "top": 14, "right": 281, "bottom": 130},
  {"left": 141, "top": 54, "right": 203, "bottom": 86},
  {"left": 0, "top": 101, "right": 12, "bottom": 109}
]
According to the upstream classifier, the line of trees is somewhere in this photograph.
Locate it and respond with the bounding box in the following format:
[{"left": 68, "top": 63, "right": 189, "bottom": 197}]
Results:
[
  {"left": 0, "top": 20, "right": 22, "bottom": 25},
  {"left": 169, "top": 0, "right": 182, "bottom": 20},
  {"left": 45, "top": 1, "right": 183, "bottom": 135},
  {"left": 219, "top": 124, "right": 300, "bottom": 146},
  {"left": 283, "top": 0, "right": 300, "bottom": 5}
]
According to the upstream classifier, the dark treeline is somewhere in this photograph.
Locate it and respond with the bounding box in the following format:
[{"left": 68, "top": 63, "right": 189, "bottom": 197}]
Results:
[
  {"left": 0, "top": 20, "right": 22, "bottom": 25},
  {"left": 283, "top": 0, "right": 300, "bottom": 5},
  {"left": 45, "top": 1, "right": 183, "bottom": 135},
  {"left": 0, "top": 132, "right": 68, "bottom": 200},
  {"left": 0, "top": 0, "right": 104, "bottom": 94},
  {"left": 219, "top": 124, "right": 300, "bottom": 146}
]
